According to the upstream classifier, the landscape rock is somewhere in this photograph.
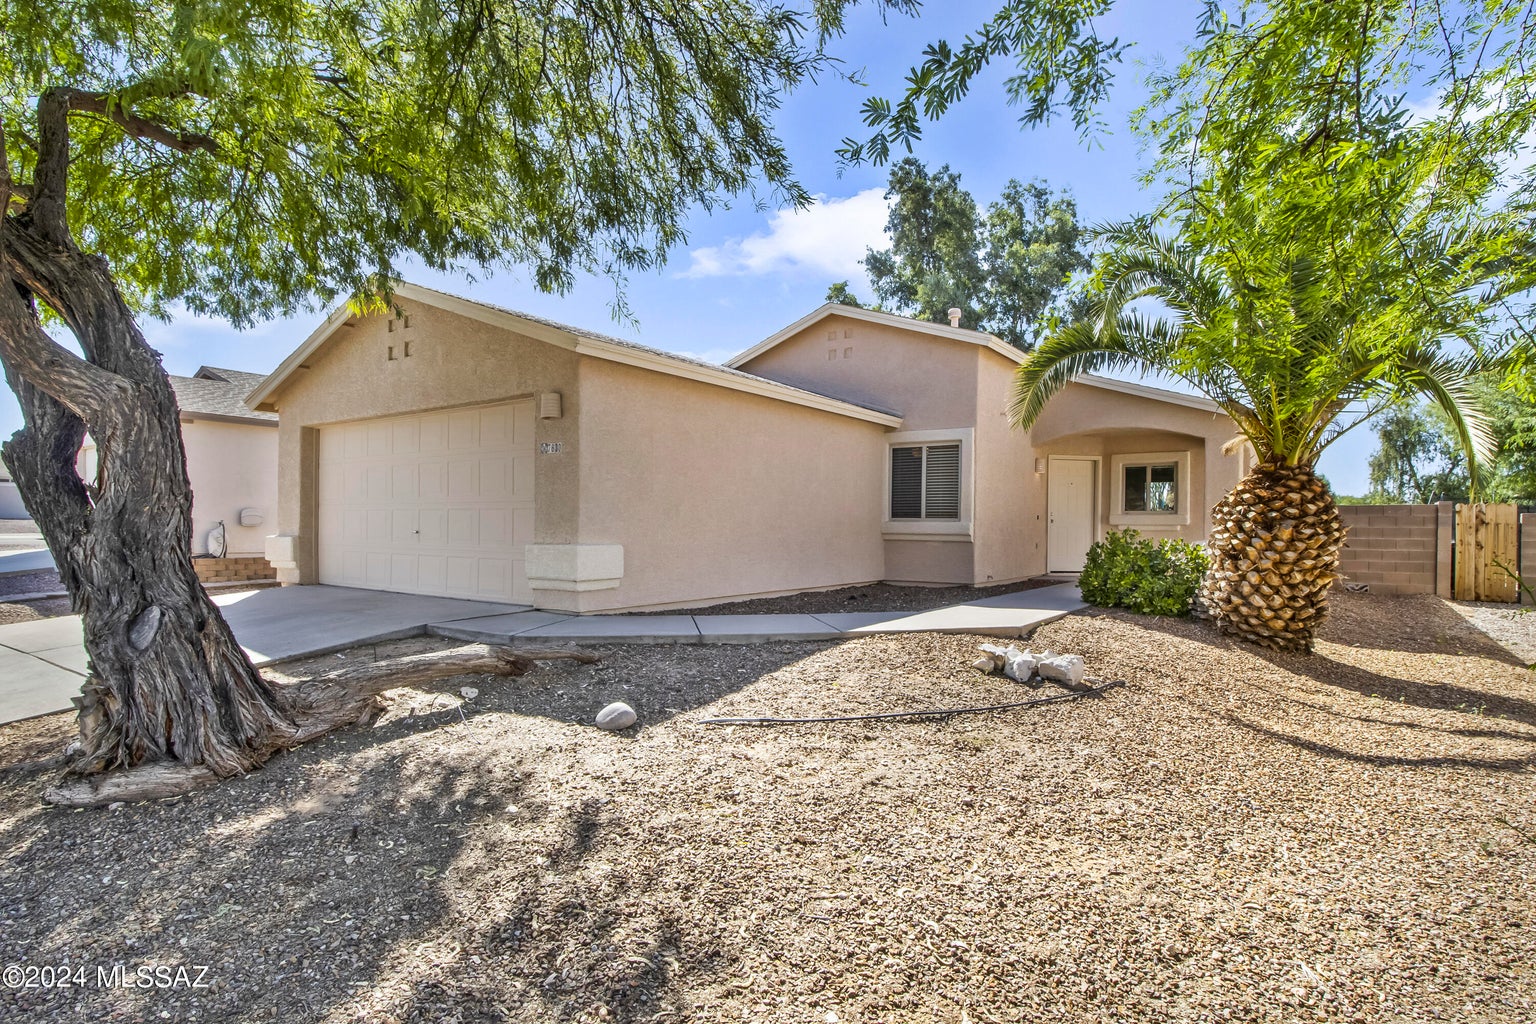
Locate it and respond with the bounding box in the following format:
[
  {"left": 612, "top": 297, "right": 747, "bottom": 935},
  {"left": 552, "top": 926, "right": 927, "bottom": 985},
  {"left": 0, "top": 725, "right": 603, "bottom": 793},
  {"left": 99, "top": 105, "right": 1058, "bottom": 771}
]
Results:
[
  {"left": 595, "top": 702, "right": 637, "bottom": 731},
  {"left": 1003, "top": 648, "right": 1038, "bottom": 682},
  {"left": 1037, "top": 652, "right": 1086, "bottom": 687},
  {"left": 970, "top": 656, "right": 999, "bottom": 674}
]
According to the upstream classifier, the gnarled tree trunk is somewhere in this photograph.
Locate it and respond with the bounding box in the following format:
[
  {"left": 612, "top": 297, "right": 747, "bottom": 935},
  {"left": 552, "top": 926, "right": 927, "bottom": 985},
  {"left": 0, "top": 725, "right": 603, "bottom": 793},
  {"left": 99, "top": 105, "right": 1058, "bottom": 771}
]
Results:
[
  {"left": 1196, "top": 461, "right": 1346, "bottom": 653},
  {"left": 0, "top": 89, "right": 298, "bottom": 779},
  {"left": 1, "top": 222, "right": 300, "bottom": 777}
]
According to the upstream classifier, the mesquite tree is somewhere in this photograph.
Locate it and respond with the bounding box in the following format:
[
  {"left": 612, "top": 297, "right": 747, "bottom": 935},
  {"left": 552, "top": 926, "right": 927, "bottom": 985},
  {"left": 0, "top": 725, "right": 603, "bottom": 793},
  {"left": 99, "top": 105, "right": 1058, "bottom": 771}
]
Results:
[{"left": 0, "top": 0, "right": 886, "bottom": 786}]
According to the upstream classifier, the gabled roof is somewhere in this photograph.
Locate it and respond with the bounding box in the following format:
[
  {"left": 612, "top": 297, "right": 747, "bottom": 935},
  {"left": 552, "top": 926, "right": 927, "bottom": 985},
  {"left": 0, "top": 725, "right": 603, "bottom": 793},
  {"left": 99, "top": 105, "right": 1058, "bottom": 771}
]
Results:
[
  {"left": 731, "top": 303, "right": 1224, "bottom": 416},
  {"left": 246, "top": 282, "right": 903, "bottom": 427},
  {"left": 171, "top": 368, "right": 277, "bottom": 424},
  {"left": 194, "top": 366, "right": 270, "bottom": 393},
  {"left": 727, "top": 303, "right": 1028, "bottom": 368}
]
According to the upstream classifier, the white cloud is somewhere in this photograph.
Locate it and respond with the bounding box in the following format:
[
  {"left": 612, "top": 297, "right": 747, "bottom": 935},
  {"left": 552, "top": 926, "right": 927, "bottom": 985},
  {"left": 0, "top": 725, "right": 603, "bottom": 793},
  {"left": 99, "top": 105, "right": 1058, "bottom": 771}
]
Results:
[{"left": 680, "top": 188, "right": 890, "bottom": 283}]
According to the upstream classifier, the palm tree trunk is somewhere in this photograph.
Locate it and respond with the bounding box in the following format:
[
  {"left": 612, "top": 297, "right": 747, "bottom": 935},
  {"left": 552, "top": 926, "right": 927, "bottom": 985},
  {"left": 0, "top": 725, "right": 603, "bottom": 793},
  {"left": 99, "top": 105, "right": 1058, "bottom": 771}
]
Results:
[{"left": 1197, "top": 461, "right": 1346, "bottom": 653}]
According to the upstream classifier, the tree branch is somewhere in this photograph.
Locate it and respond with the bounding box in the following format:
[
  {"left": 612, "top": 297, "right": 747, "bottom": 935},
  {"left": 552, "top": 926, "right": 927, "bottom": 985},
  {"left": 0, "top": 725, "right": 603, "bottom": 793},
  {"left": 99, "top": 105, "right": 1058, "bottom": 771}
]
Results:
[
  {"left": 60, "top": 88, "right": 219, "bottom": 156},
  {"left": 0, "top": 272, "right": 134, "bottom": 423}
]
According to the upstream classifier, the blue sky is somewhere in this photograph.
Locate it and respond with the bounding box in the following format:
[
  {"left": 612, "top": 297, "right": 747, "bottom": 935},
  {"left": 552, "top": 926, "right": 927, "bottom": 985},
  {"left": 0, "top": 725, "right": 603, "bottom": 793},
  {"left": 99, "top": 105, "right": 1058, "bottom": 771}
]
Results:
[{"left": 1, "top": 0, "right": 1383, "bottom": 494}]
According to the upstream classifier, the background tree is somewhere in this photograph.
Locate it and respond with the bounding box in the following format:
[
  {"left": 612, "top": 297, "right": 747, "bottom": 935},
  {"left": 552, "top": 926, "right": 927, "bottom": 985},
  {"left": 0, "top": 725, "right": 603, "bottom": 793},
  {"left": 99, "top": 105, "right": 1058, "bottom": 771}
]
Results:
[
  {"left": 1366, "top": 404, "right": 1469, "bottom": 504},
  {"left": 825, "top": 281, "right": 866, "bottom": 307},
  {"left": 855, "top": 158, "right": 1090, "bottom": 348},
  {"left": 1006, "top": 0, "right": 1536, "bottom": 650},
  {"left": 0, "top": 0, "right": 910, "bottom": 794},
  {"left": 1364, "top": 386, "right": 1536, "bottom": 504}
]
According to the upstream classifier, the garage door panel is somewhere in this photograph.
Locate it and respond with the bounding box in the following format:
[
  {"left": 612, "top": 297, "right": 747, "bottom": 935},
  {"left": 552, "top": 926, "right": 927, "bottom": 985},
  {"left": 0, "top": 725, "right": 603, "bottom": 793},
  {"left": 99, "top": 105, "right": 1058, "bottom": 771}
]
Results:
[
  {"left": 390, "top": 554, "right": 418, "bottom": 588},
  {"left": 477, "top": 558, "right": 511, "bottom": 597},
  {"left": 391, "top": 464, "right": 419, "bottom": 499},
  {"left": 318, "top": 401, "right": 533, "bottom": 603},
  {"left": 448, "top": 410, "right": 478, "bottom": 450},
  {"left": 391, "top": 419, "right": 420, "bottom": 454},
  {"left": 365, "top": 509, "right": 389, "bottom": 543},
  {"left": 418, "top": 508, "right": 446, "bottom": 545},
  {"left": 390, "top": 509, "right": 417, "bottom": 543},
  {"left": 365, "top": 552, "right": 391, "bottom": 587},
  {"left": 478, "top": 508, "right": 509, "bottom": 545},
  {"left": 418, "top": 556, "right": 445, "bottom": 593},
  {"left": 480, "top": 458, "right": 509, "bottom": 499}
]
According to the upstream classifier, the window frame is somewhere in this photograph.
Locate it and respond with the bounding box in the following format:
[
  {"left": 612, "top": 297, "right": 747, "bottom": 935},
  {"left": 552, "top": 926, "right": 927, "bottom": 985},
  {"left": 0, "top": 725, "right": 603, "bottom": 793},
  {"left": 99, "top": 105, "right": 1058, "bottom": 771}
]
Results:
[
  {"left": 882, "top": 428, "right": 974, "bottom": 541},
  {"left": 1109, "top": 450, "right": 1192, "bottom": 526}
]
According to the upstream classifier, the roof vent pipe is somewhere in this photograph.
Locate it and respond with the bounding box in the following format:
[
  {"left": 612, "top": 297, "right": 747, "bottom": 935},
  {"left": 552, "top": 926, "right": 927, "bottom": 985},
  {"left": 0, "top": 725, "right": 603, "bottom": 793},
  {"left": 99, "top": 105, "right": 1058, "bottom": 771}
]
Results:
[{"left": 947, "top": 308, "right": 962, "bottom": 328}]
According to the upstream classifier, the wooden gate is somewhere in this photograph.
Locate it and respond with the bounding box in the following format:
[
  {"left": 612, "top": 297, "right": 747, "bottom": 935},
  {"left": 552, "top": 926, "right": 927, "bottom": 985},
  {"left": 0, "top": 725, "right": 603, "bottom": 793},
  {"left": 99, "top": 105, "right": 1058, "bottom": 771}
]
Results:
[{"left": 1453, "top": 502, "right": 1520, "bottom": 602}]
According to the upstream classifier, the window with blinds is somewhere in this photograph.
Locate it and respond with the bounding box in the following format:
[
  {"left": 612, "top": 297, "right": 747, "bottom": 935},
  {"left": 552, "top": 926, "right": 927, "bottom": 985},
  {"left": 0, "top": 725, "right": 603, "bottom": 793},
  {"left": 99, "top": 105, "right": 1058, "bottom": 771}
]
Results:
[{"left": 889, "top": 443, "right": 961, "bottom": 520}]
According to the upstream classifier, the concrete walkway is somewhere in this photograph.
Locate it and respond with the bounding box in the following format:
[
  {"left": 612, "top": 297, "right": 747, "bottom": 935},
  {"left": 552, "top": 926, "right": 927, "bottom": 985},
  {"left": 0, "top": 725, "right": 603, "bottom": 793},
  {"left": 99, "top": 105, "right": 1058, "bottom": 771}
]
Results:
[
  {"left": 0, "top": 548, "right": 54, "bottom": 577},
  {"left": 432, "top": 582, "right": 1086, "bottom": 645},
  {"left": 0, "top": 582, "right": 1084, "bottom": 725}
]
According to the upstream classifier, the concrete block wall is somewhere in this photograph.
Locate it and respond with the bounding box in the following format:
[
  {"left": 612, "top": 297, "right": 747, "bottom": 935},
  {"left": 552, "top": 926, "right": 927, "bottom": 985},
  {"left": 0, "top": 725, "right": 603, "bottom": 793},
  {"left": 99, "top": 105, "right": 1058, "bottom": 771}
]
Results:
[
  {"left": 193, "top": 556, "right": 276, "bottom": 584},
  {"left": 1336, "top": 504, "right": 1441, "bottom": 595}
]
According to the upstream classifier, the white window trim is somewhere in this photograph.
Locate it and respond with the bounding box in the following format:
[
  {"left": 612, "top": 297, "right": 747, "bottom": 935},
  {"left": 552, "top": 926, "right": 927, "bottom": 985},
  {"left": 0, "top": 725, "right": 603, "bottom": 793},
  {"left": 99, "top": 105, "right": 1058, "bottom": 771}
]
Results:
[
  {"left": 883, "top": 427, "right": 974, "bottom": 541},
  {"left": 1109, "top": 450, "right": 1192, "bottom": 526}
]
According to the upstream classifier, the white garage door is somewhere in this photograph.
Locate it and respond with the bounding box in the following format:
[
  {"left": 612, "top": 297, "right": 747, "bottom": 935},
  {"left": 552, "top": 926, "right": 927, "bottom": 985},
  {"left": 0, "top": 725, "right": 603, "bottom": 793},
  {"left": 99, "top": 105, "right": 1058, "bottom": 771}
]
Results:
[{"left": 317, "top": 400, "right": 535, "bottom": 603}]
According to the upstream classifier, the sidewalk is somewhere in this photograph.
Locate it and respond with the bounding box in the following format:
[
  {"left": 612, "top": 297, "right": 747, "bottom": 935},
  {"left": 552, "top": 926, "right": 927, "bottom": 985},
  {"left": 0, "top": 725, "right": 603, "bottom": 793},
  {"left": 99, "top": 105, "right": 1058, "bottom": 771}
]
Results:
[
  {"left": 0, "top": 582, "right": 1085, "bottom": 725},
  {"left": 432, "top": 582, "right": 1086, "bottom": 645}
]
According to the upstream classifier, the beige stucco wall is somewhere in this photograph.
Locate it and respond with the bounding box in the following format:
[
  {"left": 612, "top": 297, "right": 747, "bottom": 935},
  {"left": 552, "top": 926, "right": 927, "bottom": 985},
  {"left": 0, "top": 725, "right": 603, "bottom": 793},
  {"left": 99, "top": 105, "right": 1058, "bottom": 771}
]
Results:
[
  {"left": 79, "top": 419, "right": 278, "bottom": 557},
  {"left": 740, "top": 314, "right": 984, "bottom": 583},
  {"left": 262, "top": 301, "right": 582, "bottom": 585},
  {"left": 742, "top": 317, "right": 1243, "bottom": 580},
  {"left": 570, "top": 357, "right": 887, "bottom": 611},
  {"left": 182, "top": 419, "right": 279, "bottom": 556},
  {"left": 1030, "top": 382, "right": 1242, "bottom": 549},
  {"left": 263, "top": 300, "right": 889, "bottom": 610}
]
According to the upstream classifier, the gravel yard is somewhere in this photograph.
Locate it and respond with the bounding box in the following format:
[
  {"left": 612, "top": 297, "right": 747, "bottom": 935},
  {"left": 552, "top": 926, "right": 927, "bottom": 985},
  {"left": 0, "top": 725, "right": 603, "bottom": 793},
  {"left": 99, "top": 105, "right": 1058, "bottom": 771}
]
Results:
[{"left": 1, "top": 591, "right": 1533, "bottom": 1023}]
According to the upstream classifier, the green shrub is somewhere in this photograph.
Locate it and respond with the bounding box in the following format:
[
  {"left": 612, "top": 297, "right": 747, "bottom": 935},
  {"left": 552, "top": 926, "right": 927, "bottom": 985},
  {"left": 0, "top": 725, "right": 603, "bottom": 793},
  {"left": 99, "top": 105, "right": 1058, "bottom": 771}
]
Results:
[{"left": 1078, "top": 528, "right": 1211, "bottom": 617}]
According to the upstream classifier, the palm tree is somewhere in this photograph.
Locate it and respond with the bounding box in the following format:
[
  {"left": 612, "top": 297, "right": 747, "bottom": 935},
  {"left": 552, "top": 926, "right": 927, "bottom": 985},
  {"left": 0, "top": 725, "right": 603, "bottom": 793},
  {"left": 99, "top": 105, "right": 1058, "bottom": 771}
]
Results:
[{"left": 1011, "top": 220, "right": 1500, "bottom": 652}]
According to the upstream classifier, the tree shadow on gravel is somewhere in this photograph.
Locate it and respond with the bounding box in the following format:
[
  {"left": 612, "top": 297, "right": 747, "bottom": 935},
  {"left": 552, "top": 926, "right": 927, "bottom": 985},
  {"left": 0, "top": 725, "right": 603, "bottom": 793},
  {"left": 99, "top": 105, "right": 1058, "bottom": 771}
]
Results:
[
  {"left": 281, "top": 636, "right": 834, "bottom": 736},
  {"left": 1106, "top": 599, "right": 1536, "bottom": 729},
  {"left": 1221, "top": 713, "right": 1536, "bottom": 771},
  {"left": 0, "top": 718, "right": 715, "bottom": 1024},
  {"left": 1317, "top": 592, "right": 1530, "bottom": 666},
  {"left": 1249, "top": 644, "right": 1536, "bottom": 728},
  {"left": 1268, "top": 690, "right": 1536, "bottom": 744},
  {"left": 0, "top": 639, "right": 828, "bottom": 1022}
]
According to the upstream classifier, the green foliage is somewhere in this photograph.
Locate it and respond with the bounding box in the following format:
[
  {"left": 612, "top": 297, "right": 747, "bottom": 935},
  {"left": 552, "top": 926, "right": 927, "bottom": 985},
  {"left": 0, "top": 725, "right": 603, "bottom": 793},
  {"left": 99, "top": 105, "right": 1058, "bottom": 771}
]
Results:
[
  {"left": 1367, "top": 385, "right": 1536, "bottom": 503},
  {"left": 857, "top": 158, "right": 1090, "bottom": 349},
  {"left": 0, "top": 0, "right": 922, "bottom": 324},
  {"left": 843, "top": 1, "right": 1536, "bottom": 401},
  {"left": 1368, "top": 404, "right": 1470, "bottom": 504},
  {"left": 1078, "top": 528, "right": 1210, "bottom": 617},
  {"left": 825, "top": 281, "right": 865, "bottom": 307},
  {"left": 837, "top": 0, "right": 1127, "bottom": 163}
]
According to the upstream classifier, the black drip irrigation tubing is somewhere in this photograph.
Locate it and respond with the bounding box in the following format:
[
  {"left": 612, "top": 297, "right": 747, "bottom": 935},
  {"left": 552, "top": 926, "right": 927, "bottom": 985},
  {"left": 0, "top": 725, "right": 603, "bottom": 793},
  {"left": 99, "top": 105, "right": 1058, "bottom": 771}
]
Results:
[{"left": 700, "top": 679, "right": 1126, "bottom": 727}]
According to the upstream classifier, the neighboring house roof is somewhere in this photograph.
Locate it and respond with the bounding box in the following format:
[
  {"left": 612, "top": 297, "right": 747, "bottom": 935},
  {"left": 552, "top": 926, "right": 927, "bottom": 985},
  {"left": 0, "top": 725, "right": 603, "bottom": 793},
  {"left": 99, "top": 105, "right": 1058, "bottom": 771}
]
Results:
[
  {"left": 172, "top": 368, "right": 277, "bottom": 425},
  {"left": 247, "top": 282, "right": 904, "bottom": 427},
  {"left": 730, "top": 303, "right": 1224, "bottom": 416},
  {"left": 728, "top": 303, "right": 1027, "bottom": 368}
]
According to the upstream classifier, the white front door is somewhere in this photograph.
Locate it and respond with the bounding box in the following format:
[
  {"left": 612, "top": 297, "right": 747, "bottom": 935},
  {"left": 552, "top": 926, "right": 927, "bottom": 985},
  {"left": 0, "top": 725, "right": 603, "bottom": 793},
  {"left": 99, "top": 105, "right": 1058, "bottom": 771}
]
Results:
[
  {"left": 317, "top": 400, "right": 536, "bottom": 603},
  {"left": 1047, "top": 457, "right": 1097, "bottom": 572}
]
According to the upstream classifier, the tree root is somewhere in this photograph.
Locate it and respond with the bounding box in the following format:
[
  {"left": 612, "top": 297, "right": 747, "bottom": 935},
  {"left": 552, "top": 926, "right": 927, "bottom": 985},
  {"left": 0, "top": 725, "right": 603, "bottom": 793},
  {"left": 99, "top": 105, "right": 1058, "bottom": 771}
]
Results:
[{"left": 43, "top": 644, "right": 600, "bottom": 808}]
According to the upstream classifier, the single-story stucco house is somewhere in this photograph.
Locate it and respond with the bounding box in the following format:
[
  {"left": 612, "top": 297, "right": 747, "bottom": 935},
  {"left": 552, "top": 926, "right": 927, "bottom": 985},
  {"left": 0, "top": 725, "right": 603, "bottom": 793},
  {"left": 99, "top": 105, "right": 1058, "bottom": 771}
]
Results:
[
  {"left": 80, "top": 366, "right": 278, "bottom": 564},
  {"left": 247, "top": 283, "right": 1245, "bottom": 612}
]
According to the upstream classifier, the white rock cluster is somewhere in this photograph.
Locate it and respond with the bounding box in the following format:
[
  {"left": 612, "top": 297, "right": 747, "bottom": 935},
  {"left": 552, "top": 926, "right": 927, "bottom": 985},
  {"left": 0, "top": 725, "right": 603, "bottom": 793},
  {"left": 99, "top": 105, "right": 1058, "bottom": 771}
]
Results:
[{"left": 973, "top": 643, "right": 1088, "bottom": 688}]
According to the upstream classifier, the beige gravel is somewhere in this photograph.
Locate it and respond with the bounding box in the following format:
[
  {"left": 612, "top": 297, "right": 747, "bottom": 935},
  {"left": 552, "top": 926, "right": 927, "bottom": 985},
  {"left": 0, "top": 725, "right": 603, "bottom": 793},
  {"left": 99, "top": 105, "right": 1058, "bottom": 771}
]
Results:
[
  {"left": 0, "top": 591, "right": 1532, "bottom": 1023},
  {"left": 1449, "top": 600, "right": 1536, "bottom": 666}
]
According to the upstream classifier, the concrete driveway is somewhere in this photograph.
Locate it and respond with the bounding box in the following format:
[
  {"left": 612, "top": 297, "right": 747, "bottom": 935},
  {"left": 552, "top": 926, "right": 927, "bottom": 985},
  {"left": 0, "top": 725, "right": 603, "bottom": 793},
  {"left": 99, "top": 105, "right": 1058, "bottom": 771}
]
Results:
[{"left": 0, "top": 586, "right": 525, "bottom": 724}]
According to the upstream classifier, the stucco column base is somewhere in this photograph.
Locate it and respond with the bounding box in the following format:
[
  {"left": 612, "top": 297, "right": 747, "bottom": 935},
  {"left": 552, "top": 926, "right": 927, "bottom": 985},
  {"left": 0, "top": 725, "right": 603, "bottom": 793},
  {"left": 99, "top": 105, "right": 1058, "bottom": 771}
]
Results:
[
  {"left": 526, "top": 544, "right": 623, "bottom": 612},
  {"left": 265, "top": 534, "right": 303, "bottom": 587}
]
